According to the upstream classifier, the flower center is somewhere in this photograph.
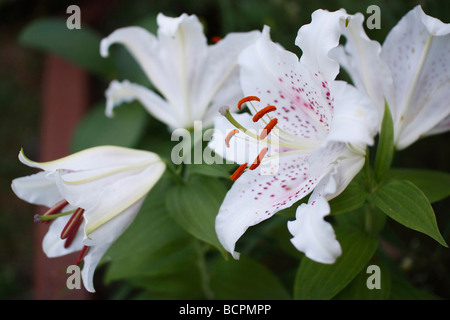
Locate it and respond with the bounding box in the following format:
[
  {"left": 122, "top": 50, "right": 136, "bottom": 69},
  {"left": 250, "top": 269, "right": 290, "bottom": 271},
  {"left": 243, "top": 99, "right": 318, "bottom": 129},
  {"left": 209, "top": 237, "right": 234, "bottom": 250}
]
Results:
[{"left": 222, "top": 96, "right": 286, "bottom": 180}]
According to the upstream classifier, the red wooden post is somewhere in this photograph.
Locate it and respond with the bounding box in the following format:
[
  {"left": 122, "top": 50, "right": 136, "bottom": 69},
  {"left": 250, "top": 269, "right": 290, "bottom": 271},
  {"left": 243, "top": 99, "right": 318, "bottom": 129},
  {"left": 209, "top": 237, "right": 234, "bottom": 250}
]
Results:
[{"left": 33, "top": 55, "right": 91, "bottom": 299}]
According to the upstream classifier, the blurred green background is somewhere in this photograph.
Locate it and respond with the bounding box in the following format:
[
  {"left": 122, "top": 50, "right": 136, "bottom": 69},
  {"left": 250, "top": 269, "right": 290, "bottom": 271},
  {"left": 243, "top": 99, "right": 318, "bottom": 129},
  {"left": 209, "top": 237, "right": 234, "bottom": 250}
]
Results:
[{"left": 1, "top": 0, "right": 449, "bottom": 299}]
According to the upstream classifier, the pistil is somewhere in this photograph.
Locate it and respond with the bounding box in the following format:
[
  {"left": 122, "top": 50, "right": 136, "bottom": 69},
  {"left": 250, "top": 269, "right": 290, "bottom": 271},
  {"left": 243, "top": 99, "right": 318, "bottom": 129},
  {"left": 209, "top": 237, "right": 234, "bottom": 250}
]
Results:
[{"left": 36, "top": 200, "right": 69, "bottom": 223}]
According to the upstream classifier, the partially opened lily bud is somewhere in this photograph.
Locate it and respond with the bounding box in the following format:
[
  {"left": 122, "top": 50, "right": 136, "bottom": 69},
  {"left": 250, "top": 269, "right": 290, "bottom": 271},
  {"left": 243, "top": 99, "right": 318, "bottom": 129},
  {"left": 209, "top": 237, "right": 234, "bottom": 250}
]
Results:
[{"left": 11, "top": 145, "right": 166, "bottom": 292}]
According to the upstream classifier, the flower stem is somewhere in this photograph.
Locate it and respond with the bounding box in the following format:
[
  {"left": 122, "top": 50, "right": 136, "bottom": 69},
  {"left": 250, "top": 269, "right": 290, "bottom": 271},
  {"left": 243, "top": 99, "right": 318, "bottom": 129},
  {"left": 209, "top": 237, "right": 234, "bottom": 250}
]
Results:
[
  {"left": 194, "top": 241, "right": 214, "bottom": 300},
  {"left": 163, "top": 159, "right": 185, "bottom": 185}
]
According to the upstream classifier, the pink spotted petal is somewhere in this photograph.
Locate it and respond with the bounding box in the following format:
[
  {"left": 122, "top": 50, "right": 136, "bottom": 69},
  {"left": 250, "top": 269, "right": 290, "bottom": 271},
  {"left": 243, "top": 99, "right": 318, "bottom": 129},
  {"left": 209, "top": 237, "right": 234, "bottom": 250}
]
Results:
[{"left": 238, "top": 26, "right": 333, "bottom": 142}]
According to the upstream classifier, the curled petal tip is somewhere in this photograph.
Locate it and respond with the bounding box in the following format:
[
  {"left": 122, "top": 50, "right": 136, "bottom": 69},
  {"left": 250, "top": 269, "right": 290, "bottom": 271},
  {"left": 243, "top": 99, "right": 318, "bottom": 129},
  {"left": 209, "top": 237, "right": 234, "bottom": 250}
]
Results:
[{"left": 99, "top": 39, "right": 111, "bottom": 58}]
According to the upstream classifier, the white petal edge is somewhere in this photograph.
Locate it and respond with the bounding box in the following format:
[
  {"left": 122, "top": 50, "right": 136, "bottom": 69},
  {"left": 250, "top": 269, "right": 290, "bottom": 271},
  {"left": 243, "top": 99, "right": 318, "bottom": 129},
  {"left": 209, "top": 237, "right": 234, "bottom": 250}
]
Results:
[
  {"left": 105, "top": 80, "right": 180, "bottom": 130},
  {"left": 11, "top": 171, "right": 63, "bottom": 207}
]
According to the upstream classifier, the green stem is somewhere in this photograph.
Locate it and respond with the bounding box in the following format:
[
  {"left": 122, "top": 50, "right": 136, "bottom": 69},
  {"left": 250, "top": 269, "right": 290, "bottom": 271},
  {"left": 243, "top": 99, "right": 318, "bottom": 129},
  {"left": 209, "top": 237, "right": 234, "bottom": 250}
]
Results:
[
  {"left": 364, "top": 204, "right": 373, "bottom": 235},
  {"left": 163, "top": 159, "right": 185, "bottom": 185},
  {"left": 363, "top": 148, "right": 375, "bottom": 193},
  {"left": 194, "top": 241, "right": 214, "bottom": 300}
]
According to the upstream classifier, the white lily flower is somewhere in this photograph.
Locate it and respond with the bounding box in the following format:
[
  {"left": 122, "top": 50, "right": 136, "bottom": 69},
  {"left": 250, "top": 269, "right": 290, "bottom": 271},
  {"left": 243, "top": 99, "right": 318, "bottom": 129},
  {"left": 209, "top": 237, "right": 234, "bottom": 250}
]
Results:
[
  {"left": 333, "top": 5, "right": 450, "bottom": 150},
  {"left": 209, "top": 10, "right": 378, "bottom": 264},
  {"left": 101, "top": 13, "right": 259, "bottom": 130},
  {"left": 11, "top": 146, "right": 165, "bottom": 292}
]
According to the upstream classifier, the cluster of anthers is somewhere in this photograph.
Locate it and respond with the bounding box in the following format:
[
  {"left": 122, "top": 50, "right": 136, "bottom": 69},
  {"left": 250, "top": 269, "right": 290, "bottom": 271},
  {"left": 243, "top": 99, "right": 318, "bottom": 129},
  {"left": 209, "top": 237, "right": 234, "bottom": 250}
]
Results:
[
  {"left": 35, "top": 200, "right": 89, "bottom": 265},
  {"left": 221, "top": 96, "right": 279, "bottom": 181}
]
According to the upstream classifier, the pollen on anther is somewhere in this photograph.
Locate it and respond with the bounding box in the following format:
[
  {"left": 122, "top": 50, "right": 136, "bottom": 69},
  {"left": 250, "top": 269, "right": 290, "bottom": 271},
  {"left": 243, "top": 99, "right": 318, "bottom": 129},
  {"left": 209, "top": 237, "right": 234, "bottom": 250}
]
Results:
[
  {"left": 238, "top": 96, "right": 260, "bottom": 110},
  {"left": 230, "top": 163, "right": 247, "bottom": 181},
  {"left": 249, "top": 147, "right": 269, "bottom": 170},
  {"left": 260, "top": 118, "right": 278, "bottom": 139},
  {"left": 253, "top": 106, "right": 277, "bottom": 122},
  {"left": 75, "top": 246, "right": 90, "bottom": 266},
  {"left": 225, "top": 129, "right": 239, "bottom": 148}
]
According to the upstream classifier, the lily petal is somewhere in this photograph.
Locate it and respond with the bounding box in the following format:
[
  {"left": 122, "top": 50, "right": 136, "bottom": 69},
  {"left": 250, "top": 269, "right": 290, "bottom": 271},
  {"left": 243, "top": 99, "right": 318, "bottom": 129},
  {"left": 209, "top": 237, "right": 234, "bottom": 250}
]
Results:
[
  {"left": 54, "top": 160, "right": 165, "bottom": 240},
  {"left": 327, "top": 80, "right": 379, "bottom": 146},
  {"left": 194, "top": 31, "right": 260, "bottom": 126},
  {"left": 296, "top": 9, "right": 349, "bottom": 82},
  {"left": 330, "top": 12, "right": 394, "bottom": 120},
  {"left": 81, "top": 242, "right": 111, "bottom": 293},
  {"left": 18, "top": 146, "right": 156, "bottom": 173},
  {"left": 105, "top": 80, "right": 180, "bottom": 130},
  {"left": 101, "top": 25, "right": 187, "bottom": 121},
  {"left": 11, "top": 172, "right": 63, "bottom": 207},
  {"left": 287, "top": 168, "right": 343, "bottom": 264},
  {"left": 382, "top": 6, "right": 450, "bottom": 149},
  {"left": 42, "top": 211, "right": 84, "bottom": 257},
  {"left": 425, "top": 114, "right": 450, "bottom": 136},
  {"left": 239, "top": 26, "right": 332, "bottom": 143},
  {"left": 215, "top": 152, "right": 325, "bottom": 259}
]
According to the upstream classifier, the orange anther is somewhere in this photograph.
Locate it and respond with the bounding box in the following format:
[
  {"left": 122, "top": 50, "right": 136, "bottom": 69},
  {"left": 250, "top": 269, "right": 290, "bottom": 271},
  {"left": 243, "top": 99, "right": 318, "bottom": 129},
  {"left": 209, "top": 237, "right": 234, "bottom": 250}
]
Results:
[
  {"left": 225, "top": 129, "right": 240, "bottom": 148},
  {"left": 238, "top": 96, "right": 260, "bottom": 110},
  {"left": 211, "top": 36, "right": 222, "bottom": 44},
  {"left": 260, "top": 118, "right": 278, "bottom": 139},
  {"left": 230, "top": 163, "right": 248, "bottom": 181},
  {"left": 253, "top": 105, "right": 277, "bottom": 122},
  {"left": 249, "top": 147, "right": 269, "bottom": 170},
  {"left": 75, "top": 245, "right": 90, "bottom": 266}
]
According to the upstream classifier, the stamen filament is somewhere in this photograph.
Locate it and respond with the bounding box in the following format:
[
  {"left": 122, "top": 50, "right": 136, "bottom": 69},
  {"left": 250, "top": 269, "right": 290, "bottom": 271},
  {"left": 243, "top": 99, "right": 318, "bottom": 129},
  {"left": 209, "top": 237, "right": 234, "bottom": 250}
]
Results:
[
  {"left": 249, "top": 147, "right": 269, "bottom": 170},
  {"left": 260, "top": 118, "right": 278, "bottom": 139},
  {"left": 230, "top": 163, "right": 247, "bottom": 181},
  {"left": 223, "top": 109, "right": 260, "bottom": 140},
  {"left": 225, "top": 129, "right": 240, "bottom": 148},
  {"left": 253, "top": 106, "right": 277, "bottom": 122},
  {"left": 238, "top": 96, "right": 260, "bottom": 110}
]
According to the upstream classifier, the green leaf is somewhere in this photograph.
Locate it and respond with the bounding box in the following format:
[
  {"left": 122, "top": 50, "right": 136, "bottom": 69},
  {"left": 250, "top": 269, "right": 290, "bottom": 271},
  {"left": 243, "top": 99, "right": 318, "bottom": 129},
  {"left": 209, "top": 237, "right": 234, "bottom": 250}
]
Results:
[
  {"left": 335, "top": 204, "right": 386, "bottom": 237},
  {"left": 374, "top": 103, "right": 394, "bottom": 182},
  {"left": 389, "top": 275, "right": 442, "bottom": 300},
  {"left": 165, "top": 175, "right": 227, "bottom": 254},
  {"left": 387, "top": 168, "right": 450, "bottom": 203},
  {"left": 103, "top": 177, "right": 203, "bottom": 299},
  {"left": 19, "top": 18, "right": 112, "bottom": 77},
  {"left": 368, "top": 179, "right": 447, "bottom": 247},
  {"left": 294, "top": 226, "right": 378, "bottom": 300},
  {"left": 189, "top": 163, "right": 235, "bottom": 179},
  {"left": 71, "top": 102, "right": 148, "bottom": 152},
  {"left": 210, "top": 255, "right": 291, "bottom": 299},
  {"left": 333, "top": 263, "right": 391, "bottom": 300},
  {"left": 329, "top": 177, "right": 367, "bottom": 215}
]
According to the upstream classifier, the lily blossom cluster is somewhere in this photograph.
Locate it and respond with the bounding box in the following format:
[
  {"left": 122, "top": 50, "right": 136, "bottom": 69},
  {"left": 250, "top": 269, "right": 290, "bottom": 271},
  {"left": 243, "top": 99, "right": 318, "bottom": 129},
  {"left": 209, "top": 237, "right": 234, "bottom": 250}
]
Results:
[
  {"left": 210, "top": 5, "right": 449, "bottom": 264},
  {"left": 10, "top": 6, "right": 449, "bottom": 295}
]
